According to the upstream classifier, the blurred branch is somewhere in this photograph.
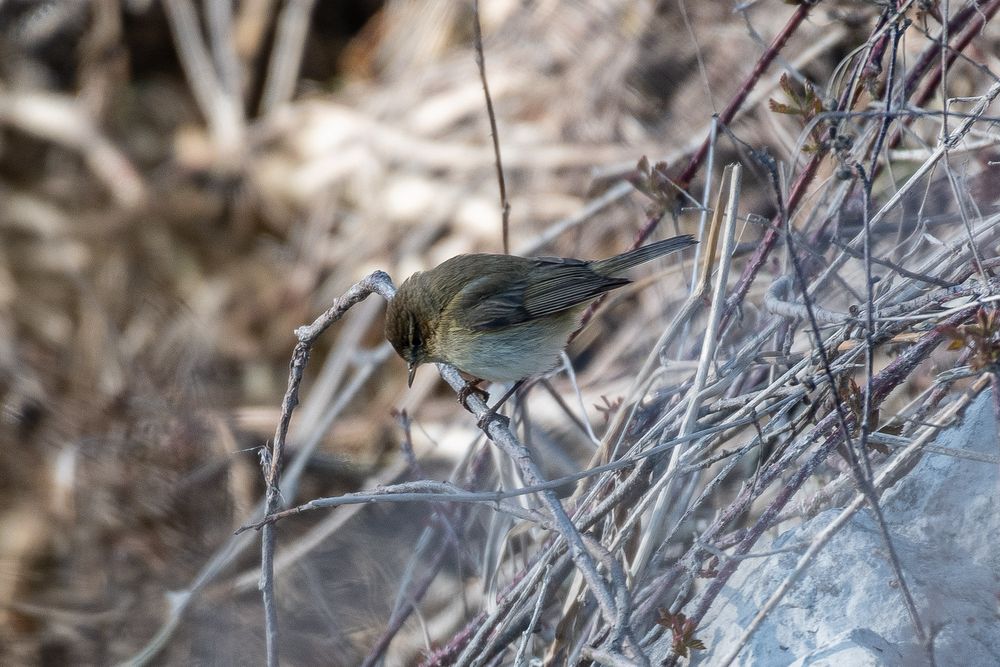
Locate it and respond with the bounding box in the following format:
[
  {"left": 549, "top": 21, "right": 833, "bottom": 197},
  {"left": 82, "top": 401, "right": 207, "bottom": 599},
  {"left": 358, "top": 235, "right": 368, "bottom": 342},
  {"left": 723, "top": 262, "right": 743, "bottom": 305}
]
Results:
[
  {"left": 259, "top": 0, "right": 317, "bottom": 115},
  {"left": 0, "top": 91, "right": 146, "bottom": 208},
  {"left": 163, "top": 0, "right": 246, "bottom": 161},
  {"left": 206, "top": 0, "right": 246, "bottom": 109}
]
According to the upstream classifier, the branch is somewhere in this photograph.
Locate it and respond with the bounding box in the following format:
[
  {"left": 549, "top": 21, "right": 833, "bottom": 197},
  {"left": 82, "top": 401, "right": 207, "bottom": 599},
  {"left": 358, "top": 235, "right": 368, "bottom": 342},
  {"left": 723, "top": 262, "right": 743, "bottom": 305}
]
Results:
[{"left": 258, "top": 270, "right": 394, "bottom": 667}]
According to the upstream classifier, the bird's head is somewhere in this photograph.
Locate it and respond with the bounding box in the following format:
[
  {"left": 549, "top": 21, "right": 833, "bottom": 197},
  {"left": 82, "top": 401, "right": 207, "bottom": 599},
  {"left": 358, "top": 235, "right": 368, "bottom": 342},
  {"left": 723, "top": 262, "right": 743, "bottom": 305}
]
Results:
[{"left": 385, "top": 280, "right": 436, "bottom": 386}]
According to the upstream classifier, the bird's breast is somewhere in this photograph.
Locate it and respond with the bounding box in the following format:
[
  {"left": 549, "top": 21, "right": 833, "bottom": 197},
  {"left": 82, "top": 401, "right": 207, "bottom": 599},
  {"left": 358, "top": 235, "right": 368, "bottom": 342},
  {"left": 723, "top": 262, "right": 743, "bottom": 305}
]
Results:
[{"left": 436, "top": 310, "right": 582, "bottom": 383}]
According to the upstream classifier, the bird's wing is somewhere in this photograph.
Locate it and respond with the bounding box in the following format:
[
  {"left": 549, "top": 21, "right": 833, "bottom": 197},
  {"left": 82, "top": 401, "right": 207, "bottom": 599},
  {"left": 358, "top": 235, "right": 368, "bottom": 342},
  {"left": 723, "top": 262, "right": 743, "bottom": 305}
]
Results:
[{"left": 457, "top": 258, "right": 630, "bottom": 330}]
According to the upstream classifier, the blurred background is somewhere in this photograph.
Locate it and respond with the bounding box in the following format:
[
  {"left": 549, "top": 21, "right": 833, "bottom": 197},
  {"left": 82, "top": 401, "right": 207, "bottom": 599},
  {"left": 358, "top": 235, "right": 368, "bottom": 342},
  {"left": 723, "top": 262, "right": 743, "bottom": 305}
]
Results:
[{"left": 1, "top": 1, "right": 998, "bottom": 665}]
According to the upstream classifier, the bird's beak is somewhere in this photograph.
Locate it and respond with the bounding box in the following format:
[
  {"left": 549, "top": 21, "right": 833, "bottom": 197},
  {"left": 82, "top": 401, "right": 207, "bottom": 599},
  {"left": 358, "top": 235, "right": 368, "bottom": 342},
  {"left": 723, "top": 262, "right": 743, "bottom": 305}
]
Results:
[{"left": 407, "top": 362, "right": 417, "bottom": 387}]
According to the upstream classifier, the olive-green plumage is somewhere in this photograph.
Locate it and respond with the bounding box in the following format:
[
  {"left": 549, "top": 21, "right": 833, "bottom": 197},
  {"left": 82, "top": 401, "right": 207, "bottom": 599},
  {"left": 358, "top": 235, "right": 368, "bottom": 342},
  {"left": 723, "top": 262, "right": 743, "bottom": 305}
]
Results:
[{"left": 385, "top": 235, "right": 696, "bottom": 385}]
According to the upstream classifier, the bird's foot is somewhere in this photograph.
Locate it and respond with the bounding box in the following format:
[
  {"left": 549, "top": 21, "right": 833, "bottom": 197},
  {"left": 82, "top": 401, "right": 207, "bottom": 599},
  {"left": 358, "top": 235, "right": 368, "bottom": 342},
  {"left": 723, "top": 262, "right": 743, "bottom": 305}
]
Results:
[
  {"left": 458, "top": 381, "right": 490, "bottom": 412},
  {"left": 477, "top": 406, "right": 510, "bottom": 431},
  {"left": 457, "top": 382, "right": 512, "bottom": 430}
]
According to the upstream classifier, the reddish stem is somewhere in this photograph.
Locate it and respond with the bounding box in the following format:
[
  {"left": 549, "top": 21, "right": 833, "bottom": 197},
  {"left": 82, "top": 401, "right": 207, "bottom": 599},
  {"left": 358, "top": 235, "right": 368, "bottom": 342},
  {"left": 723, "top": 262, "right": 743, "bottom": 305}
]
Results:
[{"left": 635, "top": 4, "right": 814, "bottom": 247}]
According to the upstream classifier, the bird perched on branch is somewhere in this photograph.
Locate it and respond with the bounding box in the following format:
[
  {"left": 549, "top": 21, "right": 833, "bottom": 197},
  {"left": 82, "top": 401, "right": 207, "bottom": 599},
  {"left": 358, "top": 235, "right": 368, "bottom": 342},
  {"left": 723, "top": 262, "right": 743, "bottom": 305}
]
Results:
[{"left": 385, "top": 235, "right": 697, "bottom": 389}]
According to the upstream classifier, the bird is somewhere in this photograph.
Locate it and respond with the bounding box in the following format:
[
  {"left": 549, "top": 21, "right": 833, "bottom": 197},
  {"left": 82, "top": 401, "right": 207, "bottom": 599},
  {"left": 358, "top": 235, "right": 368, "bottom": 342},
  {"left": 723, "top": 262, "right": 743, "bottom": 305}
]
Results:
[{"left": 385, "top": 235, "right": 697, "bottom": 390}]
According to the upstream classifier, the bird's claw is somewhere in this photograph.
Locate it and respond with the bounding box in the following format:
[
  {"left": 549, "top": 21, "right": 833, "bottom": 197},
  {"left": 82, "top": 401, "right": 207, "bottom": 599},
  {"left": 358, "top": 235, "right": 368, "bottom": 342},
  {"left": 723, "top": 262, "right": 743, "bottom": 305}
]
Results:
[
  {"left": 459, "top": 381, "right": 513, "bottom": 430},
  {"left": 458, "top": 382, "right": 490, "bottom": 411},
  {"left": 477, "top": 408, "right": 509, "bottom": 430}
]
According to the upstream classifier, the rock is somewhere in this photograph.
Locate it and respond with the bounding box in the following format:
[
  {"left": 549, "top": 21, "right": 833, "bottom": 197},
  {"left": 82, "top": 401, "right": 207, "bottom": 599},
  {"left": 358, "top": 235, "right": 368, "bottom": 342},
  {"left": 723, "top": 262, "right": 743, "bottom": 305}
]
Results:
[{"left": 696, "top": 390, "right": 1000, "bottom": 665}]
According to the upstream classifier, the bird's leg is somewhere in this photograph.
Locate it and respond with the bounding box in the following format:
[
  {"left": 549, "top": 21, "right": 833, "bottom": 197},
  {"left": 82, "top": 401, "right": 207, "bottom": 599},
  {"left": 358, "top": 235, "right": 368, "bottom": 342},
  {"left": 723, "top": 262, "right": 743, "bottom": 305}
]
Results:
[
  {"left": 457, "top": 380, "right": 490, "bottom": 411},
  {"left": 474, "top": 380, "right": 525, "bottom": 430}
]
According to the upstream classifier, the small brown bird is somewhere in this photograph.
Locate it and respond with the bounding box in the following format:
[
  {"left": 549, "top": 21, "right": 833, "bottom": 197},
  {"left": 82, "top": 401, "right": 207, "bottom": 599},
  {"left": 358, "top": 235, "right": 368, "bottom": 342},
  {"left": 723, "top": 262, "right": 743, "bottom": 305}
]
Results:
[{"left": 385, "top": 235, "right": 697, "bottom": 387}]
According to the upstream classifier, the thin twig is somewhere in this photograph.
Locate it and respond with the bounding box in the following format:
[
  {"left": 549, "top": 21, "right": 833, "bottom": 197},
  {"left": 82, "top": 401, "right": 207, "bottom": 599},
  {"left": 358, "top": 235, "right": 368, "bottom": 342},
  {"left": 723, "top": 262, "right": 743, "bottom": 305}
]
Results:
[
  {"left": 472, "top": 0, "right": 511, "bottom": 254},
  {"left": 258, "top": 271, "right": 395, "bottom": 667},
  {"left": 764, "top": 275, "right": 846, "bottom": 324},
  {"left": 831, "top": 239, "right": 956, "bottom": 287},
  {"left": 631, "top": 165, "right": 742, "bottom": 576},
  {"left": 680, "top": 306, "right": 974, "bottom": 648},
  {"left": 514, "top": 564, "right": 554, "bottom": 667},
  {"left": 855, "top": 21, "right": 930, "bottom": 651}
]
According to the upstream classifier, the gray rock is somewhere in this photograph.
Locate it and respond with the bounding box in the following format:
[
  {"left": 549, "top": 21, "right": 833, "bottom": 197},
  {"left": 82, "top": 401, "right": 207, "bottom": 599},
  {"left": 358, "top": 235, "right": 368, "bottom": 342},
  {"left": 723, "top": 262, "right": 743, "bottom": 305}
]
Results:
[{"left": 696, "top": 390, "right": 1000, "bottom": 665}]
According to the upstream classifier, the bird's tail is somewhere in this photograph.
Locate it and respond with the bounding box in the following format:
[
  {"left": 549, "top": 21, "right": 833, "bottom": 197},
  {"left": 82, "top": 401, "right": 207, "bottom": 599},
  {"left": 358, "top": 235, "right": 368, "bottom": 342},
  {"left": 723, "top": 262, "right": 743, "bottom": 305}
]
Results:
[{"left": 592, "top": 235, "right": 697, "bottom": 275}]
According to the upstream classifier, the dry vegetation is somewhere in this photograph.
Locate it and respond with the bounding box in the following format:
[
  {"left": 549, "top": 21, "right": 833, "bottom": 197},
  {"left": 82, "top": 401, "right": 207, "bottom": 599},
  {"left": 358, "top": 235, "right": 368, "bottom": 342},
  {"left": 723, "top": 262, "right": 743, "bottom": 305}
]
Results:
[{"left": 1, "top": 0, "right": 999, "bottom": 665}]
